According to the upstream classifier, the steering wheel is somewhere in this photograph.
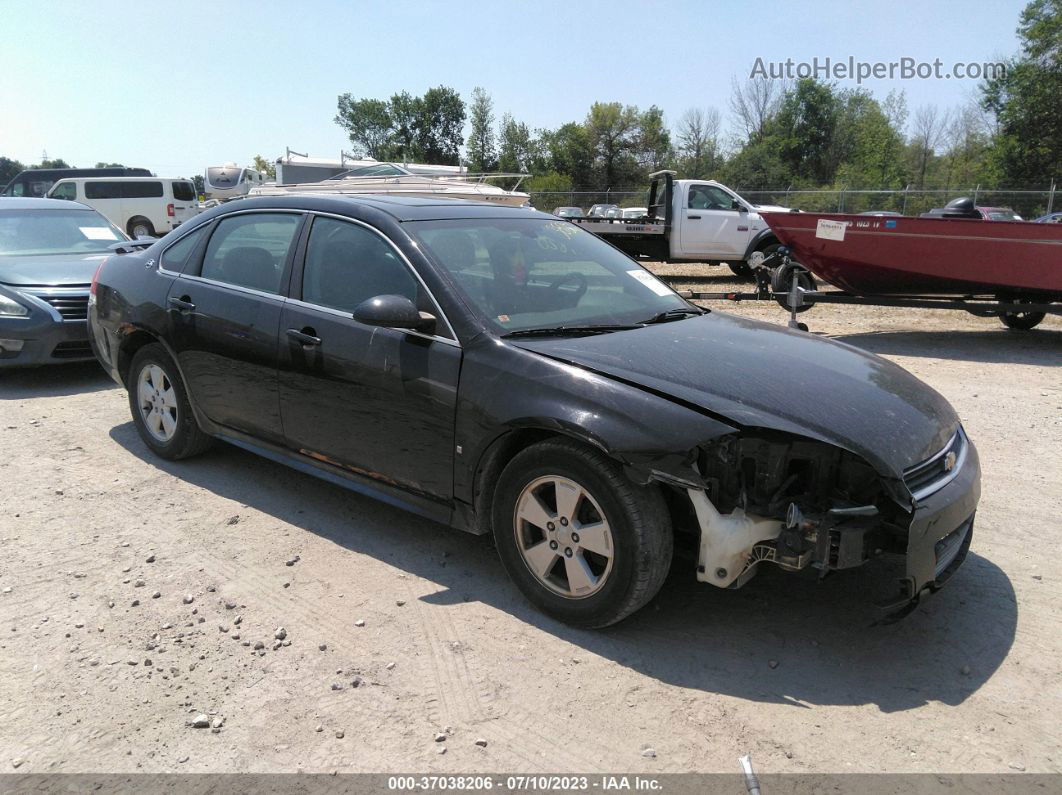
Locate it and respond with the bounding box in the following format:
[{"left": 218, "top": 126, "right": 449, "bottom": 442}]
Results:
[{"left": 547, "top": 272, "right": 588, "bottom": 301}]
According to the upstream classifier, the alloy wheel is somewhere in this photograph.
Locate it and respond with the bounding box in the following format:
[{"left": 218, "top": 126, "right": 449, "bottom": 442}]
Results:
[
  {"left": 137, "top": 364, "right": 178, "bottom": 442},
  {"left": 513, "top": 475, "right": 615, "bottom": 599}
]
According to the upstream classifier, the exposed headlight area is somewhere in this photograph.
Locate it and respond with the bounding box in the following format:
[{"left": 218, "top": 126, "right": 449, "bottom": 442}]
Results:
[
  {"left": 0, "top": 290, "right": 30, "bottom": 317},
  {"left": 688, "top": 432, "right": 909, "bottom": 588}
]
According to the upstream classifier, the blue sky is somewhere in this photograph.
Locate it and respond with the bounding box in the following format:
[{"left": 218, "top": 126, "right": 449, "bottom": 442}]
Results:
[{"left": 1, "top": 0, "right": 1027, "bottom": 178}]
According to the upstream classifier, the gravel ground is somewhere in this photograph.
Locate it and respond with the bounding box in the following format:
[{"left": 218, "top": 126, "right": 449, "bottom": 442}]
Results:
[{"left": 1, "top": 266, "right": 1060, "bottom": 774}]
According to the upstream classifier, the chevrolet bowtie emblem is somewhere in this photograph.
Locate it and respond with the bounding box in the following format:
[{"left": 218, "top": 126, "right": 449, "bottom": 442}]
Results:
[{"left": 943, "top": 451, "right": 957, "bottom": 472}]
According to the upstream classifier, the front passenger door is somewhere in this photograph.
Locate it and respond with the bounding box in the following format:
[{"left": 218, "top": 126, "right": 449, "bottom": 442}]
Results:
[{"left": 277, "top": 215, "right": 461, "bottom": 502}]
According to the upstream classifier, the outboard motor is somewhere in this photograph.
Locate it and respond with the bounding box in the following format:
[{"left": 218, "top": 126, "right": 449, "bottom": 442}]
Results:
[{"left": 939, "top": 197, "right": 981, "bottom": 219}]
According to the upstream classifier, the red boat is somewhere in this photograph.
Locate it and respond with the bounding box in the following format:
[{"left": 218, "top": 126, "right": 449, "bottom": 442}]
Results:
[{"left": 759, "top": 211, "right": 1062, "bottom": 298}]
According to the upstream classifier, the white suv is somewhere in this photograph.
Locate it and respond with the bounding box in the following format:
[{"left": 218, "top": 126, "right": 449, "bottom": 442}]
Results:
[{"left": 48, "top": 177, "right": 200, "bottom": 238}]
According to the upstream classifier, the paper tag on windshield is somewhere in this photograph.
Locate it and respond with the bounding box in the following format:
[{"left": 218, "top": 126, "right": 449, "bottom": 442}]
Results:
[
  {"left": 626, "top": 269, "right": 672, "bottom": 296},
  {"left": 815, "top": 219, "right": 847, "bottom": 241},
  {"left": 80, "top": 226, "right": 118, "bottom": 241}
]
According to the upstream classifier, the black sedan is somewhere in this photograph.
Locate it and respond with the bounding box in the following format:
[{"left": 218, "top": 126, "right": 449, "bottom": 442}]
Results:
[
  {"left": 88, "top": 195, "right": 980, "bottom": 627},
  {"left": 0, "top": 197, "right": 129, "bottom": 366}
]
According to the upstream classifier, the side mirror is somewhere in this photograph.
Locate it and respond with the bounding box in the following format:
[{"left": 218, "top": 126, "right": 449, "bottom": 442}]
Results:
[
  {"left": 353, "top": 294, "right": 436, "bottom": 334},
  {"left": 732, "top": 200, "right": 747, "bottom": 212}
]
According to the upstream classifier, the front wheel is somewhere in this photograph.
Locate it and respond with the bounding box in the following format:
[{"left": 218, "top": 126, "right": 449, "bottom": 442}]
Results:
[
  {"left": 127, "top": 344, "right": 212, "bottom": 460},
  {"left": 491, "top": 438, "right": 673, "bottom": 628}
]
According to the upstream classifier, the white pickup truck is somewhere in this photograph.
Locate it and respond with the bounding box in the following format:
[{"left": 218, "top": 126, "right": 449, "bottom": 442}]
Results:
[{"left": 571, "top": 170, "right": 795, "bottom": 278}]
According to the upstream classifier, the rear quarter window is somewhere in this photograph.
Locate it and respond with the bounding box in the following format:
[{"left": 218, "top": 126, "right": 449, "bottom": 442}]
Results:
[{"left": 171, "top": 182, "right": 195, "bottom": 202}]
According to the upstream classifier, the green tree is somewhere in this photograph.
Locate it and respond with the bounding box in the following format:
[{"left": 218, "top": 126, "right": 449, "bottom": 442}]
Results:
[
  {"left": 416, "top": 86, "right": 465, "bottom": 165},
  {"left": 37, "top": 158, "right": 72, "bottom": 169},
  {"left": 335, "top": 95, "right": 395, "bottom": 159},
  {"left": 982, "top": 0, "right": 1062, "bottom": 184},
  {"left": 772, "top": 79, "right": 841, "bottom": 184},
  {"left": 94, "top": 161, "right": 125, "bottom": 168},
  {"left": 466, "top": 87, "right": 497, "bottom": 172},
  {"left": 585, "top": 102, "right": 640, "bottom": 187},
  {"left": 636, "top": 106, "right": 672, "bottom": 171},
  {"left": 0, "top": 156, "right": 25, "bottom": 186},
  {"left": 498, "top": 113, "right": 533, "bottom": 173},
  {"left": 541, "top": 123, "right": 594, "bottom": 186},
  {"left": 252, "top": 155, "right": 276, "bottom": 180}
]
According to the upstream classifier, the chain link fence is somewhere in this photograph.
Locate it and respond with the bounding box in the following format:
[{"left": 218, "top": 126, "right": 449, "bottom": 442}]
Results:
[{"left": 530, "top": 185, "right": 1059, "bottom": 220}]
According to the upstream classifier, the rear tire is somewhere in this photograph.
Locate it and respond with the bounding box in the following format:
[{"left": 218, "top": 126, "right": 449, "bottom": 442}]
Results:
[
  {"left": 127, "top": 217, "right": 155, "bottom": 239},
  {"left": 999, "top": 299, "right": 1045, "bottom": 330},
  {"left": 728, "top": 261, "right": 753, "bottom": 279},
  {"left": 491, "top": 438, "right": 673, "bottom": 628},
  {"left": 127, "top": 344, "right": 212, "bottom": 460}
]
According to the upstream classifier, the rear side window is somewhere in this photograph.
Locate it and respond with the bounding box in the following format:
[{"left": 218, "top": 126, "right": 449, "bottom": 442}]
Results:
[
  {"left": 123, "top": 181, "right": 164, "bottom": 199},
  {"left": 199, "top": 213, "right": 301, "bottom": 294},
  {"left": 51, "top": 182, "right": 78, "bottom": 201},
  {"left": 301, "top": 217, "right": 418, "bottom": 313},
  {"left": 171, "top": 181, "right": 195, "bottom": 201},
  {"left": 85, "top": 181, "right": 124, "bottom": 199},
  {"left": 159, "top": 226, "right": 208, "bottom": 272}
]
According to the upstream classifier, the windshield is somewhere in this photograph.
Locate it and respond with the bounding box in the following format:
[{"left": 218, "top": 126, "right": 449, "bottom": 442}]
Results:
[
  {"left": 330, "top": 164, "right": 411, "bottom": 180},
  {"left": 409, "top": 218, "right": 689, "bottom": 334},
  {"left": 0, "top": 208, "right": 125, "bottom": 256}
]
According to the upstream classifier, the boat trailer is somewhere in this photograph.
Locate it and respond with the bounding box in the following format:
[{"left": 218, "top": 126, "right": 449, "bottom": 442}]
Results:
[{"left": 665, "top": 250, "right": 1062, "bottom": 332}]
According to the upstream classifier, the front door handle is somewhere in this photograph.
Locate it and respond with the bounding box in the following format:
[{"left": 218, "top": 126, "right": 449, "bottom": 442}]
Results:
[
  {"left": 286, "top": 328, "right": 321, "bottom": 347},
  {"left": 168, "top": 296, "right": 195, "bottom": 312}
]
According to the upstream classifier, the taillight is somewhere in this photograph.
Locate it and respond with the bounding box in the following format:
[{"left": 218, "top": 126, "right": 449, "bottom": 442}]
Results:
[
  {"left": 167, "top": 203, "right": 175, "bottom": 217},
  {"left": 90, "top": 260, "right": 106, "bottom": 298}
]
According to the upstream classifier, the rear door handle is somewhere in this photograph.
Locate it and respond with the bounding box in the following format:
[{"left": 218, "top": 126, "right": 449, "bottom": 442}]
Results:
[
  {"left": 168, "top": 296, "right": 195, "bottom": 312},
  {"left": 286, "top": 328, "right": 321, "bottom": 346},
  {"left": 687, "top": 214, "right": 702, "bottom": 220}
]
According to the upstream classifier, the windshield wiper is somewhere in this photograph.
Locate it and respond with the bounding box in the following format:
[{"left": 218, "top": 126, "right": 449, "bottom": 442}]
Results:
[
  {"left": 501, "top": 324, "right": 644, "bottom": 339},
  {"left": 640, "top": 307, "right": 707, "bottom": 324}
]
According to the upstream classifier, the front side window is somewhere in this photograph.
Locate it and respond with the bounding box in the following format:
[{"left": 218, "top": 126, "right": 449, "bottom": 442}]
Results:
[
  {"left": 85, "top": 181, "right": 123, "bottom": 200},
  {"left": 50, "top": 182, "right": 78, "bottom": 201},
  {"left": 409, "top": 218, "right": 687, "bottom": 334},
  {"left": 301, "top": 217, "right": 417, "bottom": 313},
  {"left": 0, "top": 208, "right": 123, "bottom": 256},
  {"left": 159, "top": 225, "right": 208, "bottom": 272},
  {"left": 171, "top": 181, "right": 195, "bottom": 201},
  {"left": 199, "top": 213, "right": 300, "bottom": 294},
  {"left": 688, "top": 184, "right": 735, "bottom": 210}
]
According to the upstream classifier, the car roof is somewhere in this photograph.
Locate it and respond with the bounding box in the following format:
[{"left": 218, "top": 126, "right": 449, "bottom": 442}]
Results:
[
  {"left": 53, "top": 176, "right": 185, "bottom": 182},
  {"left": 224, "top": 194, "right": 551, "bottom": 222},
  {"left": 0, "top": 197, "right": 97, "bottom": 210}
]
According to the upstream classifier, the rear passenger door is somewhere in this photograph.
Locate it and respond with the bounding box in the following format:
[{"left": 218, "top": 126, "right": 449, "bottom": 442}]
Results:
[
  {"left": 166, "top": 211, "right": 304, "bottom": 444},
  {"left": 277, "top": 215, "right": 461, "bottom": 502}
]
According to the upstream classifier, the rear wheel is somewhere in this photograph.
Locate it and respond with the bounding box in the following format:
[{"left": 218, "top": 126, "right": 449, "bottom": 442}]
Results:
[
  {"left": 999, "top": 299, "right": 1046, "bottom": 330},
  {"left": 491, "top": 438, "right": 673, "bottom": 628},
  {"left": 128, "top": 344, "right": 212, "bottom": 460},
  {"left": 728, "top": 260, "right": 753, "bottom": 279},
  {"left": 127, "top": 217, "right": 155, "bottom": 239},
  {"left": 771, "top": 261, "right": 817, "bottom": 313}
]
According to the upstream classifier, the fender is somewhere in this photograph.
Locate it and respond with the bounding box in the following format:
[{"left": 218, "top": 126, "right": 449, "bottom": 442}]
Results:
[{"left": 742, "top": 228, "right": 778, "bottom": 262}]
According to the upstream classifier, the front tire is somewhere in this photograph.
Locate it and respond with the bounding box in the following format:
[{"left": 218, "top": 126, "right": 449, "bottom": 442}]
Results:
[
  {"left": 491, "top": 438, "right": 673, "bottom": 628},
  {"left": 127, "top": 344, "right": 212, "bottom": 460}
]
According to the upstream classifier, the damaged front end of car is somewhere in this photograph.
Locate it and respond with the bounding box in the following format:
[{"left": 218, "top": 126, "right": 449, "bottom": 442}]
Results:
[{"left": 647, "top": 426, "right": 980, "bottom": 620}]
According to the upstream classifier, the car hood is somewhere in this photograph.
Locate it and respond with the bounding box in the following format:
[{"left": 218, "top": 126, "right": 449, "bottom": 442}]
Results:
[
  {"left": 0, "top": 252, "right": 110, "bottom": 287},
  {"left": 512, "top": 312, "right": 958, "bottom": 480},
  {"left": 752, "top": 204, "right": 792, "bottom": 213}
]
